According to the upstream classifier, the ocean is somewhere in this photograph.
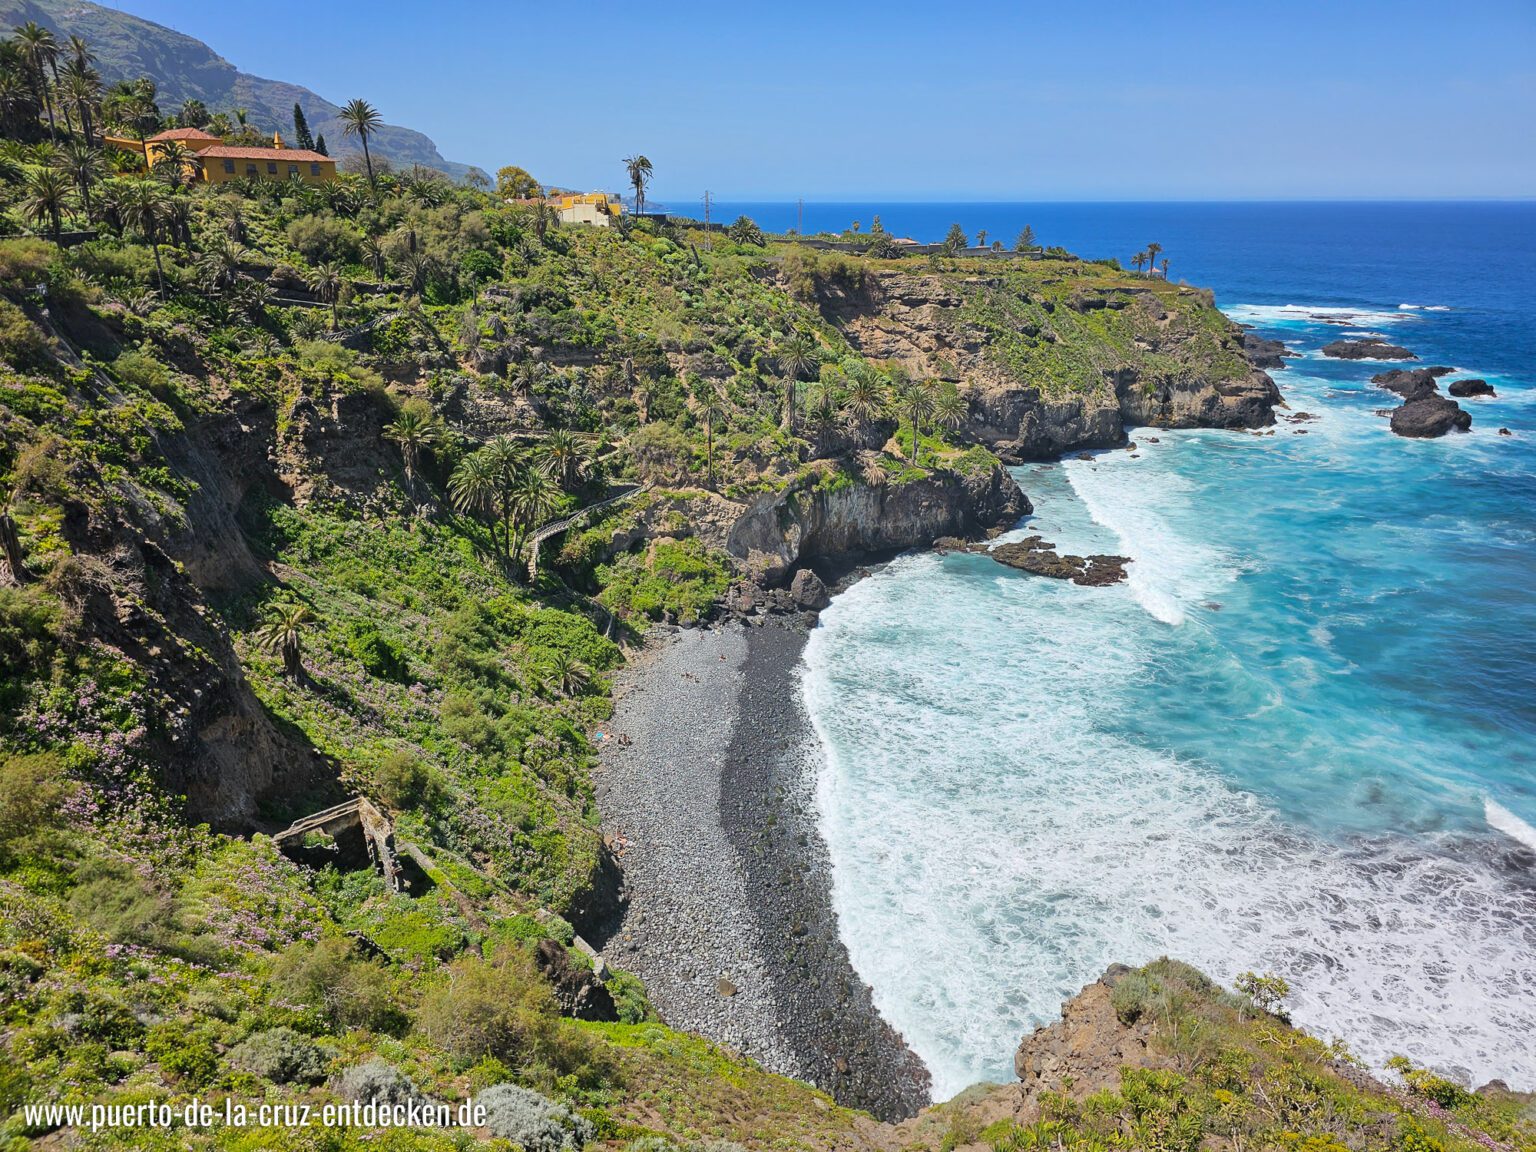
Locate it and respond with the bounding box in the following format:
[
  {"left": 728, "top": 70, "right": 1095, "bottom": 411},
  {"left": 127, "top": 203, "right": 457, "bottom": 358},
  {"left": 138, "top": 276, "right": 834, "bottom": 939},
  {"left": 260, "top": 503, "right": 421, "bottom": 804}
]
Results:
[{"left": 781, "top": 202, "right": 1536, "bottom": 1100}]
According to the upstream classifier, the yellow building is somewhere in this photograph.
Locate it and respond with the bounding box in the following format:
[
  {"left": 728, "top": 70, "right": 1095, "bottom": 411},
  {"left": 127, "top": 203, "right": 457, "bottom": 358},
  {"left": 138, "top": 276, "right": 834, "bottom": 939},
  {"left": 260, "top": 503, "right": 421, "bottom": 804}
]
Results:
[
  {"left": 548, "top": 191, "right": 624, "bottom": 227},
  {"left": 102, "top": 127, "right": 337, "bottom": 185}
]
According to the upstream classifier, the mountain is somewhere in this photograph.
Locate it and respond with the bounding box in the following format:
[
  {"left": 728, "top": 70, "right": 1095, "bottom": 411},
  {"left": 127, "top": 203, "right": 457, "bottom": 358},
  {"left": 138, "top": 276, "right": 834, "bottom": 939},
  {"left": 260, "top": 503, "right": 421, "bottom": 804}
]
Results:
[{"left": 0, "top": 0, "right": 476, "bottom": 179}]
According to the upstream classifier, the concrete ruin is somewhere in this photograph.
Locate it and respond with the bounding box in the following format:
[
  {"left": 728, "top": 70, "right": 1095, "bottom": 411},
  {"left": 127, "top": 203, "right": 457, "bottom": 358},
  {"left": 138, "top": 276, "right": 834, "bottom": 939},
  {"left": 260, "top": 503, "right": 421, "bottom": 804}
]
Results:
[{"left": 272, "top": 797, "right": 402, "bottom": 891}]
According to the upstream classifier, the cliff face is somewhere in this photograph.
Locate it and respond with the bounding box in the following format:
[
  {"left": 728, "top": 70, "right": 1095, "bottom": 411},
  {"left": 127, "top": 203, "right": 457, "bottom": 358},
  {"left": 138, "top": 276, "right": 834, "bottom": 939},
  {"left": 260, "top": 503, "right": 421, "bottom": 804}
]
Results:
[
  {"left": 726, "top": 461, "right": 1028, "bottom": 583},
  {"left": 824, "top": 268, "right": 1280, "bottom": 461}
]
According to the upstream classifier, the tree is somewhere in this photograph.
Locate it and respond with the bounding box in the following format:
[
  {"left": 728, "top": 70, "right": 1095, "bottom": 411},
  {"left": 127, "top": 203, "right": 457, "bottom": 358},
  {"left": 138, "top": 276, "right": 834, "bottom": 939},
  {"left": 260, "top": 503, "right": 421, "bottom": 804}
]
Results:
[
  {"left": 726, "top": 214, "right": 765, "bottom": 246},
  {"left": 306, "top": 261, "right": 343, "bottom": 330},
  {"left": 14, "top": 23, "right": 60, "bottom": 141},
  {"left": 339, "top": 98, "right": 383, "bottom": 189},
  {"left": 1160, "top": 257, "right": 1170, "bottom": 280},
  {"left": 178, "top": 98, "right": 209, "bottom": 128},
  {"left": 385, "top": 400, "right": 440, "bottom": 506},
  {"left": 622, "top": 153, "right": 653, "bottom": 214},
  {"left": 1014, "top": 224, "right": 1036, "bottom": 253},
  {"left": 933, "top": 385, "right": 968, "bottom": 437},
  {"left": 510, "top": 466, "right": 557, "bottom": 562},
  {"left": 841, "top": 366, "right": 889, "bottom": 432},
  {"left": 449, "top": 449, "right": 503, "bottom": 556},
  {"left": 895, "top": 377, "right": 939, "bottom": 465},
  {"left": 291, "top": 102, "right": 314, "bottom": 150},
  {"left": 197, "top": 237, "right": 245, "bottom": 293},
  {"left": 52, "top": 140, "right": 101, "bottom": 217},
  {"left": 313, "top": 132, "right": 328, "bottom": 156},
  {"left": 542, "top": 651, "right": 591, "bottom": 699},
  {"left": 976, "top": 229, "right": 988, "bottom": 248},
  {"left": 1132, "top": 250, "right": 1148, "bottom": 274},
  {"left": 1146, "top": 241, "right": 1163, "bottom": 275},
  {"left": 943, "top": 223, "right": 967, "bottom": 255},
  {"left": 694, "top": 386, "right": 727, "bottom": 486},
  {"left": 775, "top": 332, "right": 819, "bottom": 431},
  {"left": 256, "top": 603, "right": 313, "bottom": 677},
  {"left": 538, "top": 429, "right": 592, "bottom": 491},
  {"left": 60, "top": 60, "right": 102, "bottom": 143},
  {"left": 151, "top": 140, "right": 197, "bottom": 189},
  {"left": 123, "top": 180, "right": 170, "bottom": 293},
  {"left": 495, "top": 165, "right": 539, "bottom": 200},
  {"left": 360, "top": 235, "right": 386, "bottom": 280},
  {"left": 22, "top": 167, "right": 70, "bottom": 241}
]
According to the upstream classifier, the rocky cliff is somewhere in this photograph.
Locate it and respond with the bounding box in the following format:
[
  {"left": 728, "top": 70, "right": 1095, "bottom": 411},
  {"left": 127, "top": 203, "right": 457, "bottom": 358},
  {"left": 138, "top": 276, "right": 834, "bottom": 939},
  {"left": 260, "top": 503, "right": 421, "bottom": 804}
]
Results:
[
  {"left": 726, "top": 459, "right": 1028, "bottom": 584},
  {"left": 822, "top": 267, "right": 1280, "bottom": 461}
]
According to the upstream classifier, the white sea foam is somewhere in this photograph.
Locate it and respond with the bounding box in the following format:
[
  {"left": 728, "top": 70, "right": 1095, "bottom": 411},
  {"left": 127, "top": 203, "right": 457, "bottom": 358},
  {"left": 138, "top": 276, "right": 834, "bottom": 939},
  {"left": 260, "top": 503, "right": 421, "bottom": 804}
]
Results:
[
  {"left": 805, "top": 455, "right": 1536, "bottom": 1102},
  {"left": 1486, "top": 799, "right": 1536, "bottom": 852},
  {"left": 1062, "top": 454, "right": 1239, "bottom": 626},
  {"left": 1225, "top": 303, "right": 1416, "bottom": 328}
]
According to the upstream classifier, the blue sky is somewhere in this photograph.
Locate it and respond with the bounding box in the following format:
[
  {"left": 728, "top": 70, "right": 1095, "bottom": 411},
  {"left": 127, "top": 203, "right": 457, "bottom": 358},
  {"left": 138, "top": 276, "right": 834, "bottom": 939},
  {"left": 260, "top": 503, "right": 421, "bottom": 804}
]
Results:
[{"left": 111, "top": 0, "right": 1535, "bottom": 200}]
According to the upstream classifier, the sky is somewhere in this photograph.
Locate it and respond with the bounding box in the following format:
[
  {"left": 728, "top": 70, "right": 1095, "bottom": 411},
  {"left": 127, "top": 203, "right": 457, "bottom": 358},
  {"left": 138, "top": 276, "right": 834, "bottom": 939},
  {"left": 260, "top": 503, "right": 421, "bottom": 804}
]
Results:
[{"left": 108, "top": 0, "right": 1535, "bottom": 201}]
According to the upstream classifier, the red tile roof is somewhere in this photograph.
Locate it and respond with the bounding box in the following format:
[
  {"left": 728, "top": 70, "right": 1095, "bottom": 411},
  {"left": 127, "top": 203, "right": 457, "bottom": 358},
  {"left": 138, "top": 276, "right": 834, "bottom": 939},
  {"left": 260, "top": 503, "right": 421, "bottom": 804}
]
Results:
[
  {"left": 149, "top": 127, "right": 221, "bottom": 142},
  {"left": 199, "top": 146, "right": 334, "bottom": 163}
]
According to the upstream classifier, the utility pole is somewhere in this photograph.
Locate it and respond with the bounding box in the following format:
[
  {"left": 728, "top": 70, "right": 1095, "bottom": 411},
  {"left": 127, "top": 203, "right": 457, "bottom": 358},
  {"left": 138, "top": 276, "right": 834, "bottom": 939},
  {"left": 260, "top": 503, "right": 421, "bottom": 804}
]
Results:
[{"left": 797, "top": 197, "right": 804, "bottom": 237}]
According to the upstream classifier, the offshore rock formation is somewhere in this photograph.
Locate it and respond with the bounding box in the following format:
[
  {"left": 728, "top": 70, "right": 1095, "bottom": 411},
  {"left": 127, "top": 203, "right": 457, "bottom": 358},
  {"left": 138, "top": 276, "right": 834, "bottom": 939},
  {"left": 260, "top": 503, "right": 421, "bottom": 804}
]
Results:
[{"left": 1323, "top": 338, "right": 1417, "bottom": 360}]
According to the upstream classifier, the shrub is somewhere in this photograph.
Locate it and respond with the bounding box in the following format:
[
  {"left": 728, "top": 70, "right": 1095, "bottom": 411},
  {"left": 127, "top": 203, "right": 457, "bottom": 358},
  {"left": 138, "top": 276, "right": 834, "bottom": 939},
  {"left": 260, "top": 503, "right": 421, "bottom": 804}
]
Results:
[
  {"left": 334, "top": 1058, "right": 421, "bottom": 1106},
  {"left": 0, "top": 298, "right": 52, "bottom": 373},
  {"left": 66, "top": 858, "right": 169, "bottom": 944},
  {"left": 597, "top": 539, "right": 730, "bottom": 626},
  {"left": 475, "top": 1083, "right": 593, "bottom": 1152},
  {"left": 374, "top": 749, "right": 431, "bottom": 810},
  {"left": 1110, "top": 971, "right": 1156, "bottom": 1024},
  {"left": 228, "top": 1026, "right": 328, "bottom": 1084},
  {"left": 286, "top": 214, "right": 359, "bottom": 264},
  {"left": 145, "top": 1025, "right": 219, "bottom": 1087},
  {"left": 0, "top": 750, "right": 69, "bottom": 866},
  {"left": 415, "top": 947, "right": 558, "bottom": 1064},
  {"left": 604, "top": 968, "right": 653, "bottom": 1025},
  {"left": 270, "top": 936, "right": 410, "bottom": 1034},
  {"left": 1234, "top": 970, "right": 1290, "bottom": 1016},
  {"left": 0, "top": 238, "right": 54, "bottom": 285},
  {"left": 112, "top": 349, "right": 173, "bottom": 399},
  {"left": 346, "top": 621, "right": 410, "bottom": 681}
]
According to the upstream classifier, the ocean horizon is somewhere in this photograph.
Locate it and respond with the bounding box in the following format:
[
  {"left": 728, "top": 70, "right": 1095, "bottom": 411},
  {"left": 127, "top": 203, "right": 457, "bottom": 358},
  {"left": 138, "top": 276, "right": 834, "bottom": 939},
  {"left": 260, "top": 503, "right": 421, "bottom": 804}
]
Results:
[{"left": 795, "top": 199, "right": 1536, "bottom": 1098}]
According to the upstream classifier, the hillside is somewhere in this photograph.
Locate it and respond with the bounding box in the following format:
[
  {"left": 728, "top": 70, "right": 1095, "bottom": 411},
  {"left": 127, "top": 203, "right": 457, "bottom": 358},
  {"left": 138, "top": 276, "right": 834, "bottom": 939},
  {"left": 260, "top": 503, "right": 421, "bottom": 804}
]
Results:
[{"left": 0, "top": 0, "right": 474, "bottom": 178}]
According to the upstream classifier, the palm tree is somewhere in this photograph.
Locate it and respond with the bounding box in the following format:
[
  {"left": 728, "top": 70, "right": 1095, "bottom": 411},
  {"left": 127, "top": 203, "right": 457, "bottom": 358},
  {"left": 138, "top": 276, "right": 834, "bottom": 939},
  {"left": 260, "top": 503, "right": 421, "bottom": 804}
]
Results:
[
  {"left": 22, "top": 167, "right": 71, "bottom": 241},
  {"left": 1160, "top": 257, "right": 1170, "bottom": 280},
  {"left": 776, "top": 332, "right": 818, "bottom": 431},
  {"left": 398, "top": 250, "right": 435, "bottom": 297},
  {"left": 14, "top": 23, "right": 60, "bottom": 141},
  {"left": 542, "top": 651, "right": 591, "bottom": 699},
  {"left": 449, "top": 448, "right": 501, "bottom": 552},
  {"left": 1146, "top": 242, "right": 1163, "bottom": 275},
  {"left": 255, "top": 603, "right": 313, "bottom": 678},
  {"left": 623, "top": 153, "right": 653, "bottom": 214},
  {"left": 178, "top": 98, "right": 208, "bottom": 128},
  {"left": 510, "top": 466, "right": 558, "bottom": 564},
  {"left": 53, "top": 140, "right": 101, "bottom": 216},
  {"left": 933, "top": 386, "right": 968, "bottom": 438},
  {"left": 976, "top": 229, "right": 989, "bottom": 248},
  {"left": 59, "top": 60, "right": 101, "bottom": 143},
  {"left": 360, "top": 234, "right": 386, "bottom": 280},
  {"left": 123, "top": 180, "right": 170, "bottom": 294},
  {"left": 197, "top": 236, "right": 245, "bottom": 293},
  {"left": 695, "top": 387, "right": 727, "bottom": 487},
  {"left": 896, "top": 377, "right": 940, "bottom": 466},
  {"left": 338, "top": 98, "right": 383, "bottom": 189},
  {"left": 385, "top": 401, "right": 439, "bottom": 504},
  {"left": 1132, "top": 250, "right": 1148, "bottom": 274},
  {"left": 539, "top": 429, "right": 592, "bottom": 491},
  {"left": 306, "top": 261, "right": 343, "bottom": 330},
  {"left": 841, "top": 366, "right": 888, "bottom": 432},
  {"left": 151, "top": 140, "right": 197, "bottom": 189}
]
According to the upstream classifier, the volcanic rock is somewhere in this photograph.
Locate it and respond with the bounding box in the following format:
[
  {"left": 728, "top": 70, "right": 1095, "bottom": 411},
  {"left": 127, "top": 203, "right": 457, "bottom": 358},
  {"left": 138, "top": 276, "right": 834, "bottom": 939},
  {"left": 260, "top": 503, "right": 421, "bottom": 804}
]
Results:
[
  {"left": 1390, "top": 396, "right": 1472, "bottom": 438},
  {"left": 989, "top": 536, "right": 1129, "bottom": 586},
  {"left": 789, "top": 568, "right": 831, "bottom": 611},
  {"left": 1371, "top": 368, "right": 1439, "bottom": 401},
  {"left": 1448, "top": 379, "right": 1495, "bottom": 398},
  {"left": 1323, "top": 338, "right": 1416, "bottom": 361},
  {"left": 1242, "top": 332, "right": 1289, "bottom": 368}
]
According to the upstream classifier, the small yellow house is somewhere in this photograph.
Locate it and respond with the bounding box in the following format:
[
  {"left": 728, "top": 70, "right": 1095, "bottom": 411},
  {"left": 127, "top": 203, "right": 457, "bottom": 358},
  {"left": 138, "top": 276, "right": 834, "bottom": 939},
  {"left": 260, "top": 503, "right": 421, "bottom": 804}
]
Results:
[
  {"left": 103, "top": 127, "right": 337, "bottom": 185},
  {"left": 549, "top": 192, "right": 624, "bottom": 227}
]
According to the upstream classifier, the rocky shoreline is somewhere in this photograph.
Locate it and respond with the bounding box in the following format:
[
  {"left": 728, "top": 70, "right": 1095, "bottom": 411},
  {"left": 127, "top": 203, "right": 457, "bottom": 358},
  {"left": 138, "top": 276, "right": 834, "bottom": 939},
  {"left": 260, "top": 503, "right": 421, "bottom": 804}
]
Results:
[{"left": 593, "top": 620, "right": 931, "bottom": 1121}]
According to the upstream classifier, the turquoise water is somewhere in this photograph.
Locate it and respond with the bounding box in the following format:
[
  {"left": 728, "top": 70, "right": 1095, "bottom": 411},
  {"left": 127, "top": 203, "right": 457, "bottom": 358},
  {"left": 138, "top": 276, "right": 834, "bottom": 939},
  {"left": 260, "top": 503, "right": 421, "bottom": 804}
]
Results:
[{"left": 800, "top": 206, "right": 1536, "bottom": 1099}]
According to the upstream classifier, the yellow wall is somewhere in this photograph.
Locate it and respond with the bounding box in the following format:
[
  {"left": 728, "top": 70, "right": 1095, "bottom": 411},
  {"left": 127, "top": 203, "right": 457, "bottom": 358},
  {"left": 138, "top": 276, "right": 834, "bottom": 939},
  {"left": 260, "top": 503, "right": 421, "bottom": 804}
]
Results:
[{"left": 198, "top": 155, "right": 338, "bottom": 185}]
